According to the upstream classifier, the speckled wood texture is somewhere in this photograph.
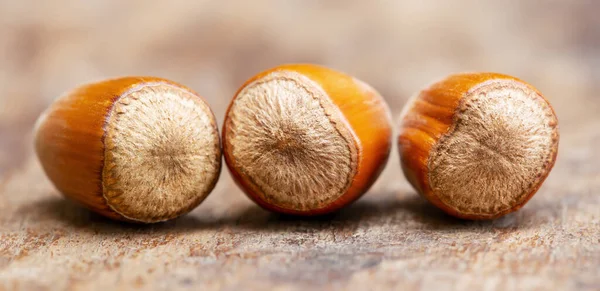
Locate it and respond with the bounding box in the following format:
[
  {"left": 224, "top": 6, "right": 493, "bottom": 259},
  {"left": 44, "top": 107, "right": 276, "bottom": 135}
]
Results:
[{"left": 1, "top": 1, "right": 599, "bottom": 290}]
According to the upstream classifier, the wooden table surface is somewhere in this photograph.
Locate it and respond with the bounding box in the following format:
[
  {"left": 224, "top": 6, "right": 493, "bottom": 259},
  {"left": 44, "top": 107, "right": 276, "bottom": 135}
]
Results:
[{"left": 1, "top": 1, "right": 599, "bottom": 290}]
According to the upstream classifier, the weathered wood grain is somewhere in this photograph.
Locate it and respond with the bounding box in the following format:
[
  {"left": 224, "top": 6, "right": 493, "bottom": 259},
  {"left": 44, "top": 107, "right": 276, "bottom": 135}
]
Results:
[
  {"left": 1, "top": 121, "right": 598, "bottom": 290},
  {"left": 1, "top": 1, "right": 599, "bottom": 290}
]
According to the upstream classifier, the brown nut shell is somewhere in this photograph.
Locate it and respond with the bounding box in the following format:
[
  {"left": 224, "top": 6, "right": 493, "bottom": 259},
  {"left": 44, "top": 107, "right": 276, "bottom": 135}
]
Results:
[
  {"left": 398, "top": 73, "right": 559, "bottom": 220},
  {"left": 34, "top": 77, "right": 221, "bottom": 223},
  {"left": 223, "top": 64, "right": 392, "bottom": 215}
]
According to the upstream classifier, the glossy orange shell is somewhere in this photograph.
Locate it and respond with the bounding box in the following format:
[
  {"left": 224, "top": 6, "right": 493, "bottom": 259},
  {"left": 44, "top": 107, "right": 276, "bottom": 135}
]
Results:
[
  {"left": 223, "top": 64, "right": 393, "bottom": 215},
  {"left": 34, "top": 77, "right": 215, "bottom": 222},
  {"left": 397, "top": 73, "right": 559, "bottom": 219}
]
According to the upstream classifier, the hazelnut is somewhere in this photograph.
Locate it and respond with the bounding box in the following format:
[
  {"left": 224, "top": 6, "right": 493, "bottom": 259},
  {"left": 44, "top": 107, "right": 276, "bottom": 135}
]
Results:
[
  {"left": 34, "top": 77, "right": 221, "bottom": 223},
  {"left": 223, "top": 64, "right": 392, "bottom": 215},
  {"left": 398, "top": 73, "right": 559, "bottom": 219}
]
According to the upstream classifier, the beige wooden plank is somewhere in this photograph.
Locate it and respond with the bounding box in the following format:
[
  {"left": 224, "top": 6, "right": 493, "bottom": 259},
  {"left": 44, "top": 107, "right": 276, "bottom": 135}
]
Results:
[{"left": 1, "top": 1, "right": 599, "bottom": 290}]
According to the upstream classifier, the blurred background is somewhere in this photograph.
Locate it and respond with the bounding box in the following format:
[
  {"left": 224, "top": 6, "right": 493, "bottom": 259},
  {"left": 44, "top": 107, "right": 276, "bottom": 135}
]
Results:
[
  {"left": 1, "top": 1, "right": 599, "bottom": 173},
  {"left": 1, "top": 1, "right": 599, "bottom": 289}
]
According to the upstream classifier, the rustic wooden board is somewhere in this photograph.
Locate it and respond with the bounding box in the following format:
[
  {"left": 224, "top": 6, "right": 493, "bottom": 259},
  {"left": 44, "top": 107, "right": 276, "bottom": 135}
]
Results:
[{"left": 1, "top": 1, "right": 599, "bottom": 290}]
